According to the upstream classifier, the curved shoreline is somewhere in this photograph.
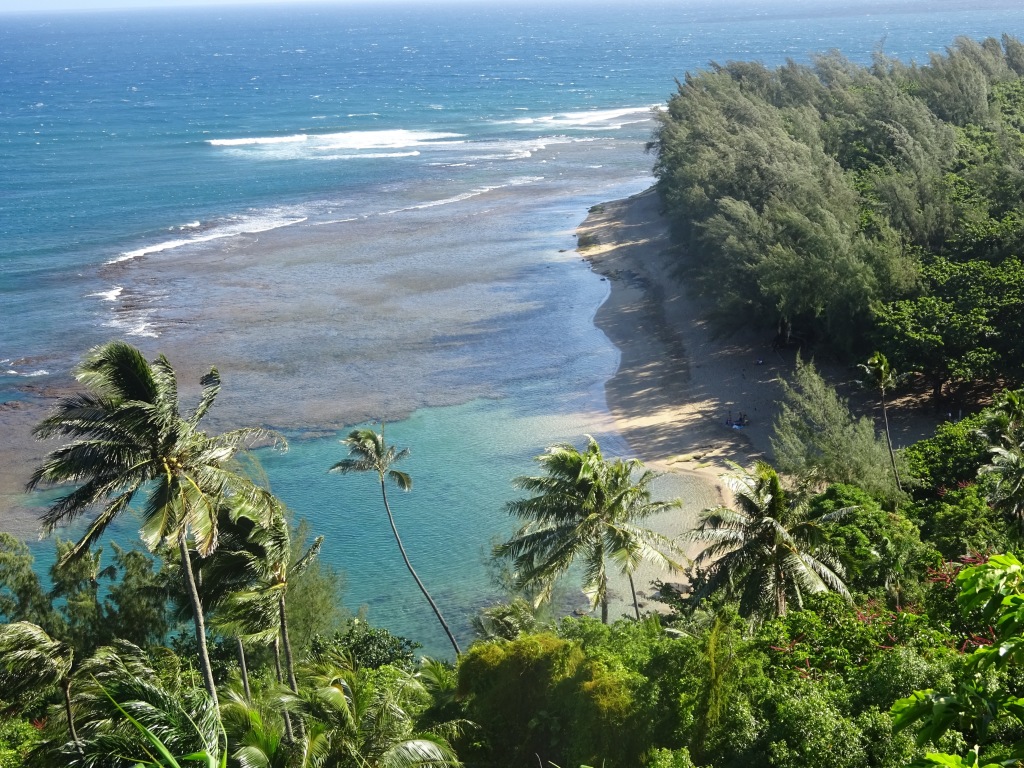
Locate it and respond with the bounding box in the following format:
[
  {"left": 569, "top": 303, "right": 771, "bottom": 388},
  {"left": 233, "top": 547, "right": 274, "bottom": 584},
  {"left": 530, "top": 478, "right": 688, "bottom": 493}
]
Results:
[
  {"left": 2, "top": 186, "right": 784, "bottom": 625},
  {"left": 577, "top": 188, "right": 788, "bottom": 616}
]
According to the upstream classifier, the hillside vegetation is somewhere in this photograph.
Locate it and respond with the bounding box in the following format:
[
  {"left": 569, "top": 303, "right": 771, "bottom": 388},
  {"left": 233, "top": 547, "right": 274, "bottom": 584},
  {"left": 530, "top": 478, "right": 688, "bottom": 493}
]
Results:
[{"left": 652, "top": 35, "right": 1024, "bottom": 403}]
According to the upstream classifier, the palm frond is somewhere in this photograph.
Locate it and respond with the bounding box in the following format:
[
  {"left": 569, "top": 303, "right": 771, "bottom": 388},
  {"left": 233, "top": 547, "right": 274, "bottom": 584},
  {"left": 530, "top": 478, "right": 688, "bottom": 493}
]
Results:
[{"left": 687, "top": 461, "right": 851, "bottom": 618}]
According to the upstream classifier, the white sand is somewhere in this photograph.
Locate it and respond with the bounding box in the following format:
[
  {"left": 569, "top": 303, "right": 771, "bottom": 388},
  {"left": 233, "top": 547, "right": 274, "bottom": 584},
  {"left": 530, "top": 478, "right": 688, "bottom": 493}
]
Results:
[{"left": 578, "top": 189, "right": 784, "bottom": 619}]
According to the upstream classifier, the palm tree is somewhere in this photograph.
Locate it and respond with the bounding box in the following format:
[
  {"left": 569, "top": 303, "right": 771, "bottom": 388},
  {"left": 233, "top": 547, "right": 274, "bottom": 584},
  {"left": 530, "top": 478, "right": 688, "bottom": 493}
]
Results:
[
  {"left": 0, "top": 621, "right": 84, "bottom": 760},
  {"left": 191, "top": 499, "right": 321, "bottom": 743},
  {"left": 330, "top": 426, "right": 461, "bottom": 656},
  {"left": 470, "top": 598, "right": 543, "bottom": 641},
  {"left": 495, "top": 436, "right": 684, "bottom": 624},
  {"left": 70, "top": 640, "right": 224, "bottom": 768},
  {"left": 163, "top": 503, "right": 265, "bottom": 703},
  {"left": 221, "top": 683, "right": 329, "bottom": 768},
  {"left": 980, "top": 389, "right": 1024, "bottom": 535},
  {"left": 860, "top": 351, "right": 903, "bottom": 492},
  {"left": 27, "top": 340, "right": 284, "bottom": 706},
  {"left": 298, "top": 652, "right": 464, "bottom": 768},
  {"left": 688, "top": 461, "right": 851, "bottom": 619},
  {"left": 219, "top": 507, "right": 323, "bottom": 698}
]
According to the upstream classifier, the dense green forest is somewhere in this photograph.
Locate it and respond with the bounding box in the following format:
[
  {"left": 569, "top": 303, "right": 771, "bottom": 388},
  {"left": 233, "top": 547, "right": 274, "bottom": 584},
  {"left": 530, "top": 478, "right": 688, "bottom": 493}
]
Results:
[
  {"left": 8, "top": 36, "right": 1024, "bottom": 768},
  {"left": 653, "top": 34, "right": 1024, "bottom": 404}
]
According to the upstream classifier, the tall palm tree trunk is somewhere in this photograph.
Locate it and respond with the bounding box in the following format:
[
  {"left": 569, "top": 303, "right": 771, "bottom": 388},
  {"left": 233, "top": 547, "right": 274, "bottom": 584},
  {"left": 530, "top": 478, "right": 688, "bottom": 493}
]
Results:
[
  {"left": 62, "top": 679, "right": 84, "bottom": 761},
  {"left": 278, "top": 596, "right": 299, "bottom": 694},
  {"left": 178, "top": 532, "right": 219, "bottom": 707},
  {"left": 628, "top": 573, "right": 641, "bottom": 621},
  {"left": 880, "top": 392, "right": 903, "bottom": 492},
  {"left": 379, "top": 479, "right": 462, "bottom": 656},
  {"left": 278, "top": 594, "right": 304, "bottom": 739},
  {"left": 272, "top": 637, "right": 283, "bottom": 686},
  {"left": 598, "top": 573, "right": 610, "bottom": 626},
  {"left": 775, "top": 563, "right": 787, "bottom": 617},
  {"left": 235, "top": 637, "right": 251, "bottom": 701},
  {"left": 272, "top": 637, "right": 295, "bottom": 744}
]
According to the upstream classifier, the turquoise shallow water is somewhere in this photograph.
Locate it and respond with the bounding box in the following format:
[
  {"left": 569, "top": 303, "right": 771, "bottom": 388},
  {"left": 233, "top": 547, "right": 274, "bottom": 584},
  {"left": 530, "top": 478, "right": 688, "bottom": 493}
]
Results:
[
  {"left": 259, "top": 398, "right": 626, "bottom": 651},
  {"left": 5, "top": 0, "right": 1024, "bottom": 655}
]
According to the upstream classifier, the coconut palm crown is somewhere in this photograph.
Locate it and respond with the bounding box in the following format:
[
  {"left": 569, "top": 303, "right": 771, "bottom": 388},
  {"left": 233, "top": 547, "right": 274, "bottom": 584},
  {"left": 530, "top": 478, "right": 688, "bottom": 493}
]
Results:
[
  {"left": 688, "top": 461, "right": 851, "bottom": 619},
  {"left": 27, "top": 340, "right": 285, "bottom": 704},
  {"left": 496, "top": 435, "right": 684, "bottom": 623}
]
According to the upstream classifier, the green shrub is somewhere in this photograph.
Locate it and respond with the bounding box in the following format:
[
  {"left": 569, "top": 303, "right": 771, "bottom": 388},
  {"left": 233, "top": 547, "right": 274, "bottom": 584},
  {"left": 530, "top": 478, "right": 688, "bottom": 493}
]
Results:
[{"left": 0, "top": 716, "right": 39, "bottom": 768}]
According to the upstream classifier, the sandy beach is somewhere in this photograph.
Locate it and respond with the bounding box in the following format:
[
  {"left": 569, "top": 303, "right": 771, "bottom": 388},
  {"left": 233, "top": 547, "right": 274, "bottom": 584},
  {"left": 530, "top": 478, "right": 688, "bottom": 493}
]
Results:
[
  {"left": 579, "top": 187, "right": 947, "bottom": 620},
  {"left": 580, "top": 188, "right": 789, "bottom": 618}
]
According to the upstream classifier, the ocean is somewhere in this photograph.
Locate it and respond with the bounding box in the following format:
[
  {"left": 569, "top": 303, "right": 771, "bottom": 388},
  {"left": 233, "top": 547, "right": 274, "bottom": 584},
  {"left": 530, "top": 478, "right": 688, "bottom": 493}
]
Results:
[{"left": 3, "top": 0, "right": 1023, "bottom": 655}]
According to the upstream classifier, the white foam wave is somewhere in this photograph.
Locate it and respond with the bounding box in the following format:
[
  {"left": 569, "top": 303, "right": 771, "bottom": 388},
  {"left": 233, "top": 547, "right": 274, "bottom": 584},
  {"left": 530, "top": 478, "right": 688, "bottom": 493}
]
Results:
[
  {"left": 459, "top": 136, "right": 578, "bottom": 162},
  {"left": 206, "top": 127, "right": 607, "bottom": 167},
  {"left": 89, "top": 286, "right": 123, "bottom": 302},
  {"left": 5, "top": 369, "right": 49, "bottom": 377},
  {"left": 208, "top": 129, "right": 463, "bottom": 152},
  {"left": 107, "top": 213, "right": 307, "bottom": 264},
  {"left": 313, "top": 217, "right": 360, "bottom": 226},
  {"left": 316, "top": 151, "right": 421, "bottom": 161},
  {"left": 104, "top": 315, "right": 158, "bottom": 338},
  {"left": 499, "top": 105, "right": 660, "bottom": 130},
  {"left": 467, "top": 149, "right": 534, "bottom": 161},
  {"left": 380, "top": 176, "right": 544, "bottom": 215},
  {"left": 208, "top": 134, "right": 309, "bottom": 146}
]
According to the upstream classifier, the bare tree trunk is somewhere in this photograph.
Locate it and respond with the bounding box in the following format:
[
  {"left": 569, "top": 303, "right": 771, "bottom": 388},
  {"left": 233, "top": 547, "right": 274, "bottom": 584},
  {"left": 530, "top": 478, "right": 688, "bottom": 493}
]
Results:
[
  {"left": 380, "top": 479, "right": 462, "bottom": 656},
  {"left": 278, "top": 596, "right": 299, "bottom": 694},
  {"left": 235, "top": 637, "right": 251, "bottom": 701},
  {"left": 776, "top": 564, "right": 787, "bottom": 617},
  {"left": 62, "top": 679, "right": 84, "bottom": 761},
  {"left": 600, "top": 569, "right": 610, "bottom": 624},
  {"left": 273, "top": 636, "right": 283, "bottom": 683},
  {"left": 628, "top": 572, "right": 641, "bottom": 621},
  {"left": 278, "top": 594, "right": 304, "bottom": 739},
  {"left": 178, "top": 532, "right": 218, "bottom": 707},
  {"left": 273, "top": 637, "right": 295, "bottom": 744},
  {"left": 881, "top": 391, "right": 903, "bottom": 492}
]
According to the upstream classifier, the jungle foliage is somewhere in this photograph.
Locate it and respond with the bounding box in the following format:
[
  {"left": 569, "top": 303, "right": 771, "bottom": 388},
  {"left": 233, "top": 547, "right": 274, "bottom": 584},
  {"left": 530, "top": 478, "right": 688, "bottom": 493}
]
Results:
[{"left": 652, "top": 35, "right": 1024, "bottom": 402}]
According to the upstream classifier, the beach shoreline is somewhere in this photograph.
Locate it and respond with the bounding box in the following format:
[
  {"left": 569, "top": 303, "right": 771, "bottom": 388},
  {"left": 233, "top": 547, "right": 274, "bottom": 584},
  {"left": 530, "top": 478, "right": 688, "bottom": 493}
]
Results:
[
  {"left": 578, "top": 188, "right": 788, "bottom": 618},
  {"left": 0, "top": 187, "right": 787, "bottom": 620},
  {"left": 0, "top": 184, "right": 934, "bottom": 632}
]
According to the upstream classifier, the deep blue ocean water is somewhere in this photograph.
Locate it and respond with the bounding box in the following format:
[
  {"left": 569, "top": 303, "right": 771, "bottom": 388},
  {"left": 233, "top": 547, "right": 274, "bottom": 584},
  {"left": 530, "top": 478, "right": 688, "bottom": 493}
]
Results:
[{"left": 4, "top": 0, "right": 1024, "bottom": 655}]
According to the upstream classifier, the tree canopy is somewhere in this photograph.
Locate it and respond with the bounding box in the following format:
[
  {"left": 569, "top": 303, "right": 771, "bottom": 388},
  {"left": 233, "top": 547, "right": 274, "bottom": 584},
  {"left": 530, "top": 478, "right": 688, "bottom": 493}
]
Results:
[{"left": 652, "top": 36, "right": 1024, "bottom": 399}]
